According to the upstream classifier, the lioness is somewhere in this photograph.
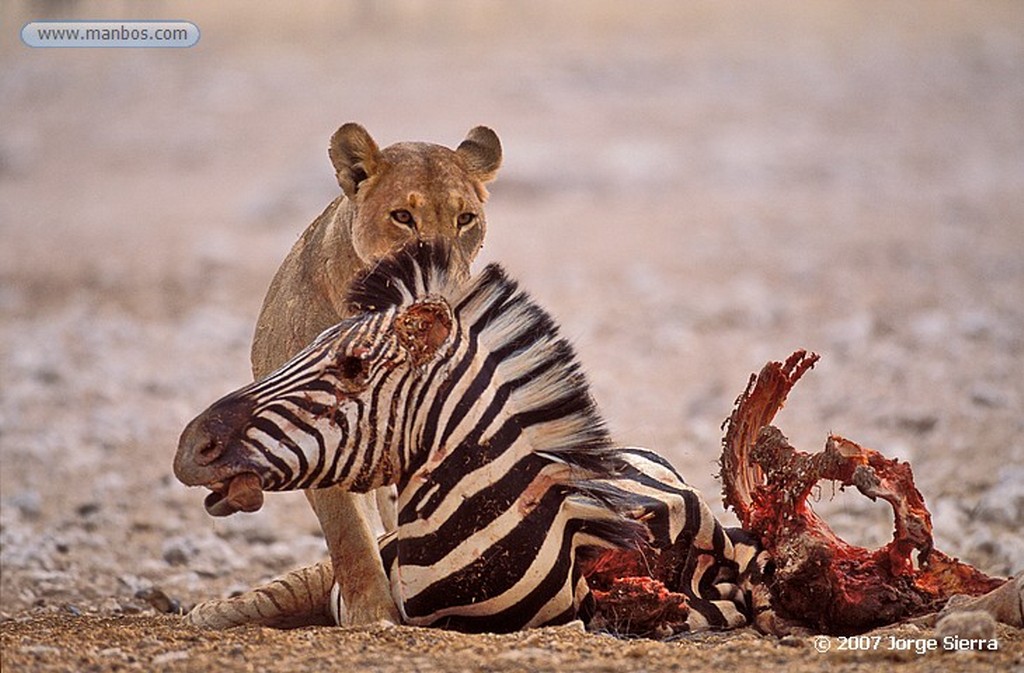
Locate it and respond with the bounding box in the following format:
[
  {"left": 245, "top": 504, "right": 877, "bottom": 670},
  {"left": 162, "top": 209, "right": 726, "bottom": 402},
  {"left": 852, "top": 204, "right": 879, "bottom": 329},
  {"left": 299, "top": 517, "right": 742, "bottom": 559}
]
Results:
[{"left": 187, "top": 123, "right": 501, "bottom": 628}]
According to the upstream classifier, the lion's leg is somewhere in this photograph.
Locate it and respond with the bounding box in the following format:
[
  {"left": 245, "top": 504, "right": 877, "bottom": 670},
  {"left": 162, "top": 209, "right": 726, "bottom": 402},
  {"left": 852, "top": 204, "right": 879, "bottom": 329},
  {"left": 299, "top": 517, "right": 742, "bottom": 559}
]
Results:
[
  {"left": 185, "top": 560, "right": 335, "bottom": 629},
  {"left": 306, "top": 486, "right": 401, "bottom": 624},
  {"left": 375, "top": 484, "right": 398, "bottom": 534},
  {"left": 183, "top": 486, "right": 399, "bottom": 630}
]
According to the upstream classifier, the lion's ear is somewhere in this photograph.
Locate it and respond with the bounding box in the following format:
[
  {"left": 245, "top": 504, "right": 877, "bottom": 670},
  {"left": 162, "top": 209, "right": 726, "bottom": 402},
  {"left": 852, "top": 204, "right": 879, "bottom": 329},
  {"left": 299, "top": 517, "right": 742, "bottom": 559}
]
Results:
[
  {"left": 394, "top": 300, "right": 453, "bottom": 367},
  {"left": 457, "top": 126, "right": 502, "bottom": 184},
  {"left": 330, "top": 123, "right": 383, "bottom": 199}
]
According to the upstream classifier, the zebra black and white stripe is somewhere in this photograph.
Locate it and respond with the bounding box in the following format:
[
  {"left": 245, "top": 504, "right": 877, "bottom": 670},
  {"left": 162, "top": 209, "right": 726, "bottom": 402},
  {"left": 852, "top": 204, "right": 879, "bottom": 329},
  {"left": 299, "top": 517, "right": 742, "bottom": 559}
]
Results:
[{"left": 175, "top": 240, "right": 759, "bottom": 634}]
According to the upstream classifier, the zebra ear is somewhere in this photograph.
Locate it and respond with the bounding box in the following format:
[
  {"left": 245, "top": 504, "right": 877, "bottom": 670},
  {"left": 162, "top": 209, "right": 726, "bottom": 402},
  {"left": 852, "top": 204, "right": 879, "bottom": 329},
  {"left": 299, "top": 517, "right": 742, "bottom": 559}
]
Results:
[{"left": 395, "top": 300, "right": 453, "bottom": 366}]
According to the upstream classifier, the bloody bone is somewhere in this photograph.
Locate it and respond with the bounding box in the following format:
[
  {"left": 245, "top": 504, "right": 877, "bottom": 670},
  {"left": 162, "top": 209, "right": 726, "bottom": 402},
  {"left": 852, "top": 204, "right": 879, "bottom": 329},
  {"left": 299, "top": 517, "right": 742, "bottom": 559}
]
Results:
[{"left": 720, "top": 350, "right": 1006, "bottom": 634}]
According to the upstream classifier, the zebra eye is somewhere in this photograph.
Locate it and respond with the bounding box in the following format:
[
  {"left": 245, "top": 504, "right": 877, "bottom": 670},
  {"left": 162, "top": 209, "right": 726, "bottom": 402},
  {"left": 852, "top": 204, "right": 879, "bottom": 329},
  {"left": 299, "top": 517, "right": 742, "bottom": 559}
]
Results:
[
  {"left": 456, "top": 212, "right": 477, "bottom": 229},
  {"left": 390, "top": 209, "right": 416, "bottom": 229},
  {"left": 339, "top": 355, "right": 366, "bottom": 380}
]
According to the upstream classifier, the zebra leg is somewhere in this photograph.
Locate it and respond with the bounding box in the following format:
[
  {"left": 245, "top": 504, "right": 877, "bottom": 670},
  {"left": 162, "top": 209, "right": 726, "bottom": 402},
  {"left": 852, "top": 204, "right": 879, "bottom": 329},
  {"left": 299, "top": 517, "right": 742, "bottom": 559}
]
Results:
[
  {"left": 306, "top": 486, "right": 401, "bottom": 624},
  {"left": 671, "top": 524, "right": 762, "bottom": 630},
  {"left": 185, "top": 560, "right": 335, "bottom": 629},
  {"left": 607, "top": 448, "right": 765, "bottom": 632}
]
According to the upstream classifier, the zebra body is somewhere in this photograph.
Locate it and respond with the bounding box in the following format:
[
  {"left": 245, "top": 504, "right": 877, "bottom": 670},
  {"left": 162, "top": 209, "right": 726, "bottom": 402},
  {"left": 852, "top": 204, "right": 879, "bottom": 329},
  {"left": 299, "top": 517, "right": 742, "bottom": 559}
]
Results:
[{"left": 175, "top": 241, "right": 758, "bottom": 634}]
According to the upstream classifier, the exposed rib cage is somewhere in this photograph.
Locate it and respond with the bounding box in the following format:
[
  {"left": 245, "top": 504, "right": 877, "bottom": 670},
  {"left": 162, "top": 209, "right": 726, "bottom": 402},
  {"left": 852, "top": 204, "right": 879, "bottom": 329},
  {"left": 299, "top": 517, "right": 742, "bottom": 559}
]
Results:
[{"left": 183, "top": 241, "right": 759, "bottom": 634}]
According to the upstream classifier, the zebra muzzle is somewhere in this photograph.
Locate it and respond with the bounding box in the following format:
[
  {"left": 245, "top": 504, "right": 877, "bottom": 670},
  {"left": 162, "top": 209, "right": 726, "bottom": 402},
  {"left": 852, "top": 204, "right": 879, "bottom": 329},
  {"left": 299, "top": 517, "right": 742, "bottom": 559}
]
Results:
[{"left": 203, "top": 472, "right": 264, "bottom": 517}]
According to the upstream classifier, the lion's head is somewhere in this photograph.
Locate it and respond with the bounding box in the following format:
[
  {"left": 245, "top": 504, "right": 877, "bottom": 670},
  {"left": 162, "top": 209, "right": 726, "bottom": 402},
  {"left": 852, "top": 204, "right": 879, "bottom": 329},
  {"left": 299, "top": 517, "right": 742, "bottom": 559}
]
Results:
[{"left": 329, "top": 123, "right": 502, "bottom": 274}]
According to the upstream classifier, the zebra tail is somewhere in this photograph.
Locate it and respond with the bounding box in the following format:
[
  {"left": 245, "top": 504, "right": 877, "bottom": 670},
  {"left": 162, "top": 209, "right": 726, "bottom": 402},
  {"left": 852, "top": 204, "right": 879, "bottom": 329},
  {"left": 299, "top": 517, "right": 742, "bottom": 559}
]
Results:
[
  {"left": 567, "top": 488, "right": 650, "bottom": 556},
  {"left": 184, "top": 560, "right": 336, "bottom": 629}
]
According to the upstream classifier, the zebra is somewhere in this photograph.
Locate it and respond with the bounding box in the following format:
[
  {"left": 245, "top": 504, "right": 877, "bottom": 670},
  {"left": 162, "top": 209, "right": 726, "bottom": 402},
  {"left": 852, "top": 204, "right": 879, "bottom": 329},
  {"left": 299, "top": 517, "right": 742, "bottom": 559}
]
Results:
[{"left": 174, "top": 240, "right": 762, "bottom": 635}]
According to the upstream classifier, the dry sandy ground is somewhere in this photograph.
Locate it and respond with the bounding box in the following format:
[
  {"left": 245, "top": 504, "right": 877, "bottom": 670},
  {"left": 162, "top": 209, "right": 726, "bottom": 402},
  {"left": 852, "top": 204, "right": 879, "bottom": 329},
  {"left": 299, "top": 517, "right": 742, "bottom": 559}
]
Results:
[
  {"left": 2, "top": 616, "right": 1021, "bottom": 673},
  {"left": 1, "top": 1, "right": 1022, "bottom": 671}
]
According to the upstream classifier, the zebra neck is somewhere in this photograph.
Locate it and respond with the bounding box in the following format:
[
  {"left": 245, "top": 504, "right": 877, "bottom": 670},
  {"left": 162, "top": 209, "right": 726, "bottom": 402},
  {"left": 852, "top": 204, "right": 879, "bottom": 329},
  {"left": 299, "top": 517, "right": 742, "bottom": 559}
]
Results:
[{"left": 395, "top": 264, "right": 618, "bottom": 524}]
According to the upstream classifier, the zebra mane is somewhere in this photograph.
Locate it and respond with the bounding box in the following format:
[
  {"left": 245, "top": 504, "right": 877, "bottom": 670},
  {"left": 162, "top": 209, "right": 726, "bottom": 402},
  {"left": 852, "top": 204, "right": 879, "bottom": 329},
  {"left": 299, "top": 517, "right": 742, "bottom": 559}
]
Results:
[
  {"left": 346, "top": 240, "right": 619, "bottom": 477},
  {"left": 346, "top": 240, "right": 461, "bottom": 313},
  {"left": 451, "top": 263, "right": 618, "bottom": 474}
]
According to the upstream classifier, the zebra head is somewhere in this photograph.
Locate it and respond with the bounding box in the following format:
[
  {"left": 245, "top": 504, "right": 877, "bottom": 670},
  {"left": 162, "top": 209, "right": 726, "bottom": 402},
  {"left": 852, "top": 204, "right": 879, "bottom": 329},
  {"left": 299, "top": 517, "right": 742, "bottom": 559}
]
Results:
[{"left": 174, "top": 242, "right": 460, "bottom": 517}]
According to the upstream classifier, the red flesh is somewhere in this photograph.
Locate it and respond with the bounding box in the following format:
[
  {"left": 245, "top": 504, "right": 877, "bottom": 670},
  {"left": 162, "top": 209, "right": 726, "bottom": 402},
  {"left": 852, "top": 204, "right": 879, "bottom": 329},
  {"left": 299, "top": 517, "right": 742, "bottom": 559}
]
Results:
[{"left": 720, "top": 351, "right": 1005, "bottom": 634}]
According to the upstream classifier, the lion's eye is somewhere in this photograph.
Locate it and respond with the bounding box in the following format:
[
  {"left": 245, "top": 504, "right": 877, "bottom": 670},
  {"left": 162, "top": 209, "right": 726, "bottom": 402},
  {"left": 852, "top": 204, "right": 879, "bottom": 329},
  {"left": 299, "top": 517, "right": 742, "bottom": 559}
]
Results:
[
  {"left": 456, "top": 212, "right": 477, "bottom": 229},
  {"left": 390, "top": 209, "right": 416, "bottom": 228}
]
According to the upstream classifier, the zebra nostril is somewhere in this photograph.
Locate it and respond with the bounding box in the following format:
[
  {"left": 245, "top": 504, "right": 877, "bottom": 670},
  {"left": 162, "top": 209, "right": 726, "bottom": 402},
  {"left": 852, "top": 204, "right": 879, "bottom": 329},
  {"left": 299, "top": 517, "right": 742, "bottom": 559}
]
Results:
[{"left": 195, "top": 435, "right": 223, "bottom": 466}]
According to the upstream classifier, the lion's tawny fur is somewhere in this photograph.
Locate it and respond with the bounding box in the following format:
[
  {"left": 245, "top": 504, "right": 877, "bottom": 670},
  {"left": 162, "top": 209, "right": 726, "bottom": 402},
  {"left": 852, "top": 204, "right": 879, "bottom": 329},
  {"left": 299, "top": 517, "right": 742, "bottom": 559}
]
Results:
[{"left": 251, "top": 124, "right": 501, "bottom": 374}]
